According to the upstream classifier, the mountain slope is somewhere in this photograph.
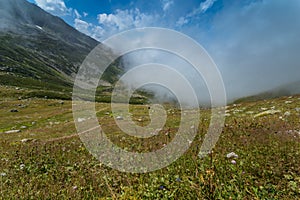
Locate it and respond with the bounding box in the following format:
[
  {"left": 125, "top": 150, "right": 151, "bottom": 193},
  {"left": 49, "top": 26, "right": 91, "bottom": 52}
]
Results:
[{"left": 0, "top": 0, "right": 113, "bottom": 92}]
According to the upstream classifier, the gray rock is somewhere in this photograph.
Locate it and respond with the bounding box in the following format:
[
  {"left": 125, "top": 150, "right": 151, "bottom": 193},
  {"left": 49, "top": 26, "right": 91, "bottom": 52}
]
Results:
[
  {"left": 116, "top": 116, "right": 123, "bottom": 120},
  {"left": 4, "top": 130, "right": 21, "bottom": 134}
]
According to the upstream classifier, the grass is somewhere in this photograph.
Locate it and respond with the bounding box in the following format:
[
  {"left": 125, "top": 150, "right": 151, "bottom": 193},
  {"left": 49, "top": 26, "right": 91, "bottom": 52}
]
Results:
[{"left": 0, "top": 85, "right": 299, "bottom": 199}]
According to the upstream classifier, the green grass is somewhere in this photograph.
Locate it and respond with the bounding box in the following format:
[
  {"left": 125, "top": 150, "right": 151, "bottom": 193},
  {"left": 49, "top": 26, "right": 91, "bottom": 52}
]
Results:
[{"left": 0, "top": 86, "right": 299, "bottom": 199}]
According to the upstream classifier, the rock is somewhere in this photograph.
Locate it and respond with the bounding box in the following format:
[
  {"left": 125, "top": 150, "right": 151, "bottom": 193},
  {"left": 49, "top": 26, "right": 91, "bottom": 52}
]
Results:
[
  {"left": 295, "top": 108, "right": 300, "bottom": 112},
  {"left": 138, "top": 118, "right": 143, "bottom": 122},
  {"left": 284, "top": 111, "right": 291, "bottom": 116},
  {"left": 254, "top": 110, "right": 281, "bottom": 118},
  {"left": 77, "top": 118, "right": 86, "bottom": 123},
  {"left": 226, "top": 152, "right": 238, "bottom": 159},
  {"left": 4, "top": 130, "right": 21, "bottom": 134},
  {"left": 21, "top": 138, "right": 34, "bottom": 143},
  {"left": 116, "top": 116, "right": 123, "bottom": 120},
  {"left": 20, "top": 126, "right": 27, "bottom": 129}
]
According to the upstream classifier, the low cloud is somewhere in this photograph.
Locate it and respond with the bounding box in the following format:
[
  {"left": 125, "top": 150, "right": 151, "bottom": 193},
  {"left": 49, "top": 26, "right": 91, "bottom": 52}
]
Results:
[{"left": 203, "top": 0, "right": 300, "bottom": 100}]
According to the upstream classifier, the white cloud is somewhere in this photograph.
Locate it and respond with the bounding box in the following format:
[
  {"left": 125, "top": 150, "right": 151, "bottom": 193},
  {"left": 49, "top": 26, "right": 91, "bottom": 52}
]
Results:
[
  {"left": 74, "top": 9, "right": 81, "bottom": 19},
  {"left": 74, "top": 18, "right": 104, "bottom": 41},
  {"left": 74, "top": 18, "right": 90, "bottom": 35},
  {"left": 176, "top": 16, "right": 189, "bottom": 26},
  {"left": 35, "top": 0, "right": 71, "bottom": 16},
  {"left": 97, "top": 9, "right": 156, "bottom": 37},
  {"left": 162, "top": 0, "right": 174, "bottom": 12},
  {"left": 199, "top": 0, "right": 217, "bottom": 13},
  {"left": 83, "top": 12, "right": 88, "bottom": 17},
  {"left": 176, "top": 0, "right": 217, "bottom": 26}
]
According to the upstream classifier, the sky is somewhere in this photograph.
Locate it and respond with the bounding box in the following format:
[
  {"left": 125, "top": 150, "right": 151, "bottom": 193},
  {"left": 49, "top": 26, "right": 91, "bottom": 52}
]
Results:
[{"left": 26, "top": 0, "right": 300, "bottom": 102}]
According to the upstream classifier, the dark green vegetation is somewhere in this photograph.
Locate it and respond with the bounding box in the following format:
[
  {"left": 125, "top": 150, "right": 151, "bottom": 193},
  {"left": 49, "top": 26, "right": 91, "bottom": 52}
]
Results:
[{"left": 0, "top": 86, "right": 299, "bottom": 199}]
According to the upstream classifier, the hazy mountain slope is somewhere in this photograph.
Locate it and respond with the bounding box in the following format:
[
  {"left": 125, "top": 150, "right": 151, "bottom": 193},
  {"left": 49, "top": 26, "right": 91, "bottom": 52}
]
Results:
[{"left": 234, "top": 80, "right": 300, "bottom": 104}]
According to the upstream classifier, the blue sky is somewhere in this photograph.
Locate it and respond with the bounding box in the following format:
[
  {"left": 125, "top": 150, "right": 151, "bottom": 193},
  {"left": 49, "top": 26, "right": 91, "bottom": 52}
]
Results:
[
  {"left": 26, "top": 0, "right": 223, "bottom": 41},
  {"left": 25, "top": 0, "right": 300, "bottom": 100}
]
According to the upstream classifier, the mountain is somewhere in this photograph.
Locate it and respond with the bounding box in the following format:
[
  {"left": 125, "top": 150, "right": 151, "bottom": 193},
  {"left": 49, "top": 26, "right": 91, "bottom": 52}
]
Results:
[{"left": 0, "top": 0, "right": 122, "bottom": 95}]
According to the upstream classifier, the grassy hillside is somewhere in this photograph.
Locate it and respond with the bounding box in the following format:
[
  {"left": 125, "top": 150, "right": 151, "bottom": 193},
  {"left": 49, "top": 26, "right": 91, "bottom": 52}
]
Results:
[{"left": 0, "top": 86, "right": 299, "bottom": 199}]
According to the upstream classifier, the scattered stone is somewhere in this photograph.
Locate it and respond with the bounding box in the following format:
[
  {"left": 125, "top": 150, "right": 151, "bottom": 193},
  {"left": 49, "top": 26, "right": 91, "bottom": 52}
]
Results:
[
  {"left": 284, "top": 111, "right": 291, "bottom": 116},
  {"left": 32, "top": 121, "right": 36, "bottom": 125},
  {"left": 21, "top": 138, "right": 34, "bottom": 143},
  {"left": 226, "top": 152, "right": 238, "bottom": 159},
  {"left": 0, "top": 172, "right": 7, "bottom": 177},
  {"left": 20, "top": 126, "right": 27, "bottom": 129},
  {"left": 105, "top": 112, "right": 110, "bottom": 115},
  {"left": 231, "top": 160, "right": 237, "bottom": 164},
  {"left": 254, "top": 110, "right": 281, "bottom": 118},
  {"left": 116, "top": 116, "right": 123, "bottom": 120},
  {"left": 4, "top": 130, "right": 21, "bottom": 134},
  {"left": 138, "top": 118, "right": 143, "bottom": 122},
  {"left": 19, "top": 164, "right": 25, "bottom": 170},
  {"left": 295, "top": 108, "right": 300, "bottom": 112},
  {"left": 285, "top": 101, "right": 292, "bottom": 104},
  {"left": 77, "top": 118, "right": 86, "bottom": 123}
]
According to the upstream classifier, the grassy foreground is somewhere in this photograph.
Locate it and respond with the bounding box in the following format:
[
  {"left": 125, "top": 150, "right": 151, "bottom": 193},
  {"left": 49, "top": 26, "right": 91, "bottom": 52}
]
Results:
[{"left": 0, "top": 86, "right": 299, "bottom": 199}]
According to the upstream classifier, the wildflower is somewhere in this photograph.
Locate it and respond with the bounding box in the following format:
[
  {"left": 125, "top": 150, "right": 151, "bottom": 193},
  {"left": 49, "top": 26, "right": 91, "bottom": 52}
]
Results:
[
  {"left": 226, "top": 152, "right": 238, "bottom": 159},
  {"left": 159, "top": 185, "right": 165, "bottom": 190}
]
